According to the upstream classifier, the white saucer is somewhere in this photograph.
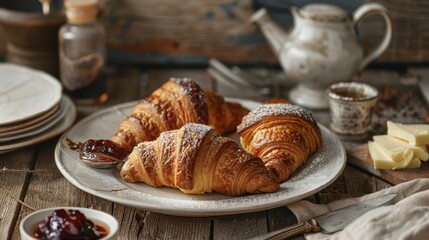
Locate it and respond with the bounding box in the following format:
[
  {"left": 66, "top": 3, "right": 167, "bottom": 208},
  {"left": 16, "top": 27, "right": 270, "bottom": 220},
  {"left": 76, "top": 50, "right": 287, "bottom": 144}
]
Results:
[
  {"left": 0, "top": 104, "right": 60, "bottom": 137},
  {"left": 0, "top": 104, "right": 60, "bottom": 139},
  {"left": 0, "top": 63, "right": 62, "bottom": 126},
  {"left": 0, "top": 97, "right": 69, "bottom": 142},
  {"left": 288, "top": 84, "right": 330, "bottom": 109},
  {"left": 0, "top": 95, "right": 76, "bottom": 152}
]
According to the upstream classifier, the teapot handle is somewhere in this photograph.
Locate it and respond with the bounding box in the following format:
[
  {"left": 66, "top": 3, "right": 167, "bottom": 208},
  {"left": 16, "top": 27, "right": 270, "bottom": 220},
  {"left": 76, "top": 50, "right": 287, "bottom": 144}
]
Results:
[{"left": 353, "top": 3, "right": 393, "bottom": 74}]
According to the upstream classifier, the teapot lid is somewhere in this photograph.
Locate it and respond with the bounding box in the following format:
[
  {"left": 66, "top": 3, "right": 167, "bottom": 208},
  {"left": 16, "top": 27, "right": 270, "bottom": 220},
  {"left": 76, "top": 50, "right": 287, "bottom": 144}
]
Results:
[{"left": 297, "top": 4, "right": 348, "bottom": 22}]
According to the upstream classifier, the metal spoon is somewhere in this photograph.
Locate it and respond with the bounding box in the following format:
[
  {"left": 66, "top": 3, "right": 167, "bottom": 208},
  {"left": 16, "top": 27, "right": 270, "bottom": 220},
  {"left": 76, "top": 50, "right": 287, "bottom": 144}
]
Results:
[
  {"left": 70, "top": 139, "right": 128, "bottom": 169},
  {"left": 230, "top": 65, "right": 272, "bottom": 88},
  {"left": 207, "top": 68, "right": 271, "bottom": 98},
  {"left": 79, "top": 152, "right": 124, "bottom": 169},
  {"left": 209, "top": 58, "right": 264, "bottom": 90}
]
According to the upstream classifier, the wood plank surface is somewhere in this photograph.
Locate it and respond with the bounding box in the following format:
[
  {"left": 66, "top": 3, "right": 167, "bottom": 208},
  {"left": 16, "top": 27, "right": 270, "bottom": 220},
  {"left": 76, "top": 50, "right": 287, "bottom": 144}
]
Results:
[
  {"left": 112, "top": 205, "right": 143, "bottom": 239},
  {"left": 2, "top": 67, "right": 419, "bottom": 240},
  {"left": 266, "top": 206, "right": 304, "bottom": 240},
  {"left": 317, "top": 165, "right": 387, "bottom": 204},
  {"left": 0, "top": 147, "right": 35, "bottom": 239},
  {"left": 213, "top": 211, "right": 266, "bottom": 240},
  {"left": 141, "top": 213, "right": 211, "bottom": 240}
]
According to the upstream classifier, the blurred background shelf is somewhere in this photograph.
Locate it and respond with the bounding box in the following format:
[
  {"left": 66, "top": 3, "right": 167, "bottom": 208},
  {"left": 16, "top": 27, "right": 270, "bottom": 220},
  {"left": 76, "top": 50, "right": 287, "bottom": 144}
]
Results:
[
  {"left": 100, "top": 0, "right": 429, "bottom": 66},
  {"left": 0, "top": 0, "right": 429, "bottom": 68}
]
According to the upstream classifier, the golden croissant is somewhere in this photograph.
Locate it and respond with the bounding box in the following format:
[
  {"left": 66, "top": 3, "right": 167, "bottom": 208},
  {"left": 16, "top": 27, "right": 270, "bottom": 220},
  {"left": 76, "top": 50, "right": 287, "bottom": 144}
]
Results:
[
  {"left": 237, "top": 104, "right": 322, "bottom": 183},
  {"left": 120, "top": 123, "right": 279, "bottom": 196},
  {"left": 80, "top": 78, "right": 249, "bottom": 161}
]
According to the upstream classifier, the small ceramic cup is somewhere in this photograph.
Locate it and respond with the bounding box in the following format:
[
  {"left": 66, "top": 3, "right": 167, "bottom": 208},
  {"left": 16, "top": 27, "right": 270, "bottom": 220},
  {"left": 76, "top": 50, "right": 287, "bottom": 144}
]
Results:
[
  {"left": 327, "top": 82, "right": 378, "bottom": 136},
  {"left": 20, "top": 207, "right": 118, "bottom": 240}
]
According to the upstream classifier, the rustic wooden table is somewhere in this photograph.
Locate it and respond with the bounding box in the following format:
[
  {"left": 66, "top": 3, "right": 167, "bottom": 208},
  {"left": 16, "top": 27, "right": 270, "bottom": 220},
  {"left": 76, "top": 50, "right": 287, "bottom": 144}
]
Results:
[{"left": 1, "top": 66, "right": 428, "bottom": 240}]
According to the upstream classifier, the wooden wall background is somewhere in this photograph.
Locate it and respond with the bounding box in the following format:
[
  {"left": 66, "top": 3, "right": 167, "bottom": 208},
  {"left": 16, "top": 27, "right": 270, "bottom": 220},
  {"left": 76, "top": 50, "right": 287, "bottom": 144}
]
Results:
[
  {"left": 101, "top": 0, "right": 276, "bottom": 65},
  {"left": 101, "top": 0, "right": 429, "bottom": 66},
  {"left": 0, "top": 0, "right": 428, "bottom": 66}
]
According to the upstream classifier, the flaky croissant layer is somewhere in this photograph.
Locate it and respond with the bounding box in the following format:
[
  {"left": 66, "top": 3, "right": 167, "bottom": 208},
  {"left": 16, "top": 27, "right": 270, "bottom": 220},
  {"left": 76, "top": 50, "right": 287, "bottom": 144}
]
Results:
[
  {"left": 238, "top": 104, "right": 323, "bottom": 183},
  {"left": 120, "top": 123, "right": 279, "bottom": 196},
  {"left": 112, "top": 78, "right": 249, "bottom": 154}
]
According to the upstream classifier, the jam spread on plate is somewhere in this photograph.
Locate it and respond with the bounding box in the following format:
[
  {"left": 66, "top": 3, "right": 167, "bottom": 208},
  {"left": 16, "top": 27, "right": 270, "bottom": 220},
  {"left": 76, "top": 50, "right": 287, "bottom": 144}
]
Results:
[{"left": 80, "top": 139, "right": 128, "bottom": 162}]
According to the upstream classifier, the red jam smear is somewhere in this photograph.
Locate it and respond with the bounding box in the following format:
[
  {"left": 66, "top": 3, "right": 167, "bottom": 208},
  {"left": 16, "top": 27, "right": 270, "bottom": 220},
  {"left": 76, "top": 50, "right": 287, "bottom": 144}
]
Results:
[
  {"left": 65, "top": 138, "right": 82, "bottom": 151},
  {"left": 80, "top": 139, "right": 128, "bottom": 161},
  {"left": 33, "top": 209, "right": 108, "bottom": 240}
]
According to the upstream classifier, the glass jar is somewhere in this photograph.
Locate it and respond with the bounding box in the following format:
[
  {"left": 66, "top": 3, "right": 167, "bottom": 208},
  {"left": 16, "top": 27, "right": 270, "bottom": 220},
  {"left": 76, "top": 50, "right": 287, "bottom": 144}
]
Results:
[{"left": 59, "top": 0, "right": 107, "bottom": 104}]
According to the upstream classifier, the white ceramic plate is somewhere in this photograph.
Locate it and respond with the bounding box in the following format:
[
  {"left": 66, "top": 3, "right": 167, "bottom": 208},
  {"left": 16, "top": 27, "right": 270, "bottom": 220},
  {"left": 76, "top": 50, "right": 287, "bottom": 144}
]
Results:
[
  {"left": 0, "top": 97, "right": 68, "bottom": 142},
  {"left": 0, "top": 96, "right": 76, "bottom": 152},
  {"left": 0, "top": 63, "right": 62, "bottom": 126},
  {"left": 55, "top": 99, "right": 346, "bottom": 217},
  {"left": 0, "top": 104, "right": 59, "bottom": 135}
]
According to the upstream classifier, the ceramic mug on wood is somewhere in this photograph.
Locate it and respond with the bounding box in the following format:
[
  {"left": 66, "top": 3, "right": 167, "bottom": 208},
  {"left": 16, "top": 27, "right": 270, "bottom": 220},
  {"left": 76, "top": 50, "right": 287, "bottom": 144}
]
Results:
[{"left": 328, "top": 82, "right": 379, "bottom": 136}]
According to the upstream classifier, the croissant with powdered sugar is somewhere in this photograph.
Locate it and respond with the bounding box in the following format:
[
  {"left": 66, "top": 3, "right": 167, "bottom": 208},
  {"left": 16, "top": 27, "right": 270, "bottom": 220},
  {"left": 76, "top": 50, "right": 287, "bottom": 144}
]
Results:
[
  {"left": 120, "top": 123, "right": 279, "bottom": 196},
  {"left": 80, "top": 78, "right": 249, "bottom": 162},
  {"left": 237, "top": 104, "right": 322, "bottom": 183}
]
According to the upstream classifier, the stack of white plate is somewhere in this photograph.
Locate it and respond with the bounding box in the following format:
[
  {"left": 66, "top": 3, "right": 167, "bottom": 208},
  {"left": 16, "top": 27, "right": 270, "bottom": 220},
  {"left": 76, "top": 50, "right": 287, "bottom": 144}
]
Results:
[{"left": 0, "top": 64, "right": 77, "bottom": 154}]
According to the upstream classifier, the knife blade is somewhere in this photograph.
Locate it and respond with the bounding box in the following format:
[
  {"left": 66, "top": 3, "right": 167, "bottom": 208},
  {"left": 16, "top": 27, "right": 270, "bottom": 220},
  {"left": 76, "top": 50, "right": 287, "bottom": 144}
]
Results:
[{"left": 251, "top": 193, "right": 397, "bottom": 240}]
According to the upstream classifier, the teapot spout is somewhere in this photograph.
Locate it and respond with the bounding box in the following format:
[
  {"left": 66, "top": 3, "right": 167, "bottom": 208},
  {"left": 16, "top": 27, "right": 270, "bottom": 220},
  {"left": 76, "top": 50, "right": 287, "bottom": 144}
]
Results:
[{"left": 249, "top": 8, "right": 289, "bottom": 57}]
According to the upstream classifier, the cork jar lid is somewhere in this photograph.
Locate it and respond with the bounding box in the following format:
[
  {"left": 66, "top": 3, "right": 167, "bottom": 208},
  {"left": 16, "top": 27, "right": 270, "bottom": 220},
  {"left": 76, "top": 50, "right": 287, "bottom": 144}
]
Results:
[{"left": 65, "top": 0, "right": 98, "bottom": 24}]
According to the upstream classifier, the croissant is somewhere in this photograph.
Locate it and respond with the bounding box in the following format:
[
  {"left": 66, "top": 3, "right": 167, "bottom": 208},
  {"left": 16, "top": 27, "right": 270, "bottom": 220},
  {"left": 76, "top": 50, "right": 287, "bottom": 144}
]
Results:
[
  {"left": 237, "top": 104, "right": 322, "bottom": 183},
  {"left": 120, "top": 123, "right": 279, "bottom": 196},
  {"left": 80, "top": 78, "right": 249, "bottom": 160}
]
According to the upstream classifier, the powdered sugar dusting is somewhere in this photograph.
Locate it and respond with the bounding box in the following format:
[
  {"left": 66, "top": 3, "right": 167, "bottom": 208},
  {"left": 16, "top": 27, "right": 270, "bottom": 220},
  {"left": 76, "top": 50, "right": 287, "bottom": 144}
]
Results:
[
  {"left": 182, "top": 123, "right": 213, "bottom": 145},
  {"left": 237, "top": 104, "right": 318, "bottom": 132}
]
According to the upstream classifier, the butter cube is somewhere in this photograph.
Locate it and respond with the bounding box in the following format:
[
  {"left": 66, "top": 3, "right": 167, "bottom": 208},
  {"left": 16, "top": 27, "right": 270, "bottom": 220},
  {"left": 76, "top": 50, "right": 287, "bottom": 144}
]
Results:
[
  {"left": 387, "top": 121, "right": 429, "bottom": 146},
  {"left": 373, "top": 135, "right": 428, "bottom": 161},
  {"left": 368, "top": 141, "right": 419, "bottom": 169}
]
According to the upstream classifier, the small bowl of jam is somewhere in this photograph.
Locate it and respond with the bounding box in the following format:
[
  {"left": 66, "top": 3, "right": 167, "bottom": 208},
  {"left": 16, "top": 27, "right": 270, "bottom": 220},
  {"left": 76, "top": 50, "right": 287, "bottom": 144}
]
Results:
[{"left": 20, "top": 207, "right": 118, "bottom": 240}]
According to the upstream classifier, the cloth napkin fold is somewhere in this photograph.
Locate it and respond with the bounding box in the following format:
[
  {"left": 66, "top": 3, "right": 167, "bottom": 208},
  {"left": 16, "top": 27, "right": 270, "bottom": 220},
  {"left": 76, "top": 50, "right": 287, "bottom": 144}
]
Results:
[{"left": 287, "top": 178, "right": 429, "bottom": 240}]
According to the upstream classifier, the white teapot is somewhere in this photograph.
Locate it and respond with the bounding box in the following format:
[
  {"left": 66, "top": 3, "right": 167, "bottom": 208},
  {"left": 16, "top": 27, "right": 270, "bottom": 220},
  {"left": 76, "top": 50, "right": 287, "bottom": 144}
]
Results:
[{"left": 250, "top": 3, "right": 393, "bottom": 109}]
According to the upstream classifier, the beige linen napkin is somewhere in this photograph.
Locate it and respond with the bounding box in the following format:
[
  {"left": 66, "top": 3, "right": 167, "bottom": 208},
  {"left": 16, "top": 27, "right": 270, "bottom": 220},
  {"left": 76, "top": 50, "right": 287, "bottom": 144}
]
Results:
[{"left": 287, "top": 178, "right": 429, "bottom": 240}]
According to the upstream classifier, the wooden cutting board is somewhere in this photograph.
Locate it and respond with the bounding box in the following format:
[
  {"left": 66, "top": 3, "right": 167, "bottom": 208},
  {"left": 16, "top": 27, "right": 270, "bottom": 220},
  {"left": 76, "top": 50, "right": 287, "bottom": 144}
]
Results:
[{"left": 348, "top": 144, "right": 429, "bottom": 185}]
